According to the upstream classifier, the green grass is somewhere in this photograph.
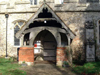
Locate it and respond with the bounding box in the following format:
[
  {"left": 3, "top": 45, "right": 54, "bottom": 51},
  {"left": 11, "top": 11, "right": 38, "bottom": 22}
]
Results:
[
  {"left": 72, "top": 62, "right": 100, "bottom": 74},
  {"left": 0, "top": 57, "right": 26, "bottom": 75}
]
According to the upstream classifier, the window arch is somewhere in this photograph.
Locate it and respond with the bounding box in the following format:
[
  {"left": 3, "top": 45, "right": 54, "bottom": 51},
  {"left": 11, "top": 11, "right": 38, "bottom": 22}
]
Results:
[{"left": 14, "top": 20, "right": 25, "bottom": 46}]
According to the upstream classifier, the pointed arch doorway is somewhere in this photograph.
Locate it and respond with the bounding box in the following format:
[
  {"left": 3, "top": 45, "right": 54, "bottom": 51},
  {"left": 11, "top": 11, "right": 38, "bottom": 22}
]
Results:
[{"left": 34, "top": 30, "right": 57, "bottom": 64}]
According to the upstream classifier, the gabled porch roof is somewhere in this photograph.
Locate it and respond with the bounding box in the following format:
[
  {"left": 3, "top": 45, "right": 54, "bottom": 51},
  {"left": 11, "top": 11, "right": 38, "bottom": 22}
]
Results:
[{"left": 16, "top": 3, "right": 75, "bottom": 39}]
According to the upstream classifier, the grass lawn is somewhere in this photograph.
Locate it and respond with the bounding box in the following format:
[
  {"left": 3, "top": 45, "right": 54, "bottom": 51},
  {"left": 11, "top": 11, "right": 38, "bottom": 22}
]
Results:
[
  {"left": 0, "top": 57, "right": 26, "bottom": 75},
  {"left": 72, "top": 62, "right": 100, "bottom": 75}
]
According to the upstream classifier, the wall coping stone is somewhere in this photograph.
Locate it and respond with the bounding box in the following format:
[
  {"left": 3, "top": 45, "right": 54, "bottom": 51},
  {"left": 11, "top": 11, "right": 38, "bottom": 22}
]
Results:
[
  {"left": 21, "top": 46, "right": 34, "bottom": 47},
  {"left": 67, "top": 0, "right": 78, "bottom": 3},
  {"left": 15, "top": 1, "right": 30, "bottom": 5},
  {"left": 77, "top": 3, "right": 87, "bottom": 7},
  {"left": 30, "top": 5, "right": 40, "bottom": 8},
  {"left": 39, "top": 1, "right": 54, "bottom": 3},
  {"left": 6, "top": 6, "right": 15, "bottom": 9},
  {"left": 0, "top": 2, "right": 7, "bottom": 5},
  {"left": 54, "top": 4, "right": 63, "bottom": 7},
  {"left": 20, "top": 47, "right": 34, "bottom": 50}
]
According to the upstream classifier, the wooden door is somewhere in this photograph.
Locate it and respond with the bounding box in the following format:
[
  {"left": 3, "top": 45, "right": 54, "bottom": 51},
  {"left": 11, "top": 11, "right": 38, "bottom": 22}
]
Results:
[{"left": 43, "top": 41, "right": 56, "bottom": 61}]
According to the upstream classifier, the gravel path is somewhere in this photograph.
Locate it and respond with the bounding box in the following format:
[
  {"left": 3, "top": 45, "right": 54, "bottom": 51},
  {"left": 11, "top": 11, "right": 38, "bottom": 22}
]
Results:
[{"left": 20, "top": 64, "right": 78, "bottom": 75}]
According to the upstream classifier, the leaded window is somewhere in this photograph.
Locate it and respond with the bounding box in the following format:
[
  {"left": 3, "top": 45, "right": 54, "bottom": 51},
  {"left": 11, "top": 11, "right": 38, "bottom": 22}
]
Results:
[
  {"left": 14, "top": 26, "right": 20, "bottom": 46},
  {"left": 14, "top": 21, "right": 25, "bottom": 46},
  {"left": 34, "top": 0, "right": 37, "bottom": 5},
  {"left": 30, "top": 0, "right": 38, "bottom": 5}
]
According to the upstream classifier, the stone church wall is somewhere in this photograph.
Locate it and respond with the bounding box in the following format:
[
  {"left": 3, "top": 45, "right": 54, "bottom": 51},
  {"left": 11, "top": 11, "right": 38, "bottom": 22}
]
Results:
[
  {"left": 0, "top": 0, "right": 100, "bottom": 61},
  {"left": 0, "top": 14, "right": 6, "bottom": 56},
  {"left": 0, "top": 13, "right": 34, "bottom": 57},
  {"left": 56, "top": 12, "right": 100, "bottom": 61}
]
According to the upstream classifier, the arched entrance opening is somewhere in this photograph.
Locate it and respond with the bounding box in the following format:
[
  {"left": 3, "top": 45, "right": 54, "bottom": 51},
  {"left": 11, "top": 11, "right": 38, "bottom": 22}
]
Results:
[
  {"left": 33, "top": 30, "right": 57, "bottom": 64},
  {"left": 24, "top": 33, "right": 30, "bottom": 45},
  {"left": 60, "top": 33, "right": 68, "bottom": 46}
]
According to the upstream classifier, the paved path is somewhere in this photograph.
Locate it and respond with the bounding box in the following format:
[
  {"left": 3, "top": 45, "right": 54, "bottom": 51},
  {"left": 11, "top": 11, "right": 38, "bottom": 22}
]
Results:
[{"left": 20, "top": 64, "right": 78, "bottom": 75}]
